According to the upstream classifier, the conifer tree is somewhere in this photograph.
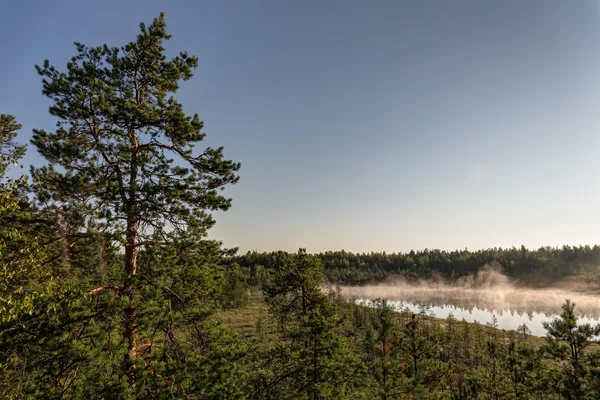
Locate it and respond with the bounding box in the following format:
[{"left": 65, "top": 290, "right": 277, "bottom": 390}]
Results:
[
  {"left": 29, "top": 13, "right": 240, "bottom": 391},
  {"left": 542, "top": 300, "right": 600, "bottom": 399},
  {"left": 365, "top": 299, "right": 411, "bottom": 399},
  {"left": 397, "top": 314, "right": 450, "bottom": 396},
  {"left": 0, "top": 116, "right": 86, "bottom": 397},
  {"left": 503, "top": 340, "right": 538, "bottom": 399},
  {"left": 261, "top": 249, "right": 360, "bottom": 399},
  {"left": 0, "top": 114, "right": 26, "bottom": 178}
]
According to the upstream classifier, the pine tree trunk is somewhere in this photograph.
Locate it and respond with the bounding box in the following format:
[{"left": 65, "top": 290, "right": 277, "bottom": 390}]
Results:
[
  {"left": 124, "top": 133, "right": 139, "bottom": 387},
  {"left": 124, "top": 220, "right": 138, "bottom": 387},
  {"left": 313, "top": 330, "right": 318, "bottom": 400},
  {"left": 96, "top": 232, "right": 106, "bottom": 281},
  {"left": 413, "top": 354, "right": 418, "bottom": 380},
  {"left": 302, "top": 285, "right": 307, "bottom": 316},
  {"left": 54, "top": 205, "right": 70, "bottom": 274},
  {"left": 382, "top": 336, "right": 387, "bottom": 400}
]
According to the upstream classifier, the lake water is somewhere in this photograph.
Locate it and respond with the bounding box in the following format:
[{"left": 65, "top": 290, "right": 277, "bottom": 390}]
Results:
[{"left": 339, "top": 284, "right": 600, "bottom": 337}]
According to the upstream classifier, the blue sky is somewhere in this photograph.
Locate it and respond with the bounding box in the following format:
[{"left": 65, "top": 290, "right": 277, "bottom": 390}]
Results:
[{"left": 2, "top": 1, "right": 600, "bottom": 253}]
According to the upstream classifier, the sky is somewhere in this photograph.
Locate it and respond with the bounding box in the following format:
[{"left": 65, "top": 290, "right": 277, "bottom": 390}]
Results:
[{"left": 2, "top": 1, "right": 600, "bottom": 254}]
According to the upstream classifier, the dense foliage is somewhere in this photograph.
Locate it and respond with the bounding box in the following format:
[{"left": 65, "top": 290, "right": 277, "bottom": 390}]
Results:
[
  {"left": 232, "top": 246, "right": 600, "bottom": 285},
  {"left": 2, "top": 13, "right": 600, "bottom": 399}
]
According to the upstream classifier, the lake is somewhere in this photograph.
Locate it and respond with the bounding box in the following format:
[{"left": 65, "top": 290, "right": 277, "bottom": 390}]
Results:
[{"left": 339, "top": 283, "right": 600, "bottom": 336}]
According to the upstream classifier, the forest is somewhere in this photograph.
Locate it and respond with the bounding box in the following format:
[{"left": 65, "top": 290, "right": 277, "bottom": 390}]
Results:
[
  {"left": 231, "top": 246, "right": 600, "bottom": 285},
  {"left": 2, "top": 14, "right": 600, "bottom": 399}
]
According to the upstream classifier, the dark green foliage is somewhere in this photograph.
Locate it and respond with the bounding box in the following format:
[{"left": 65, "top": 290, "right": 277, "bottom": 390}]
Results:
[
  {"left": 232, "top": 246, "right": 600, "bottom": 284},
  {"left": 504, "top": 341, "right": 540, "bottom": 399},
  {"left": 0, "top": 114, "right": 26, "bottom": 178},
  {"left": 363, "top": 299, "right": 411, "bottom": 399},
  {"left": 2, "top": 13, "right": 243, "bottom": 398},
  {"left": 542, "top": 300, "right": 600, "bottom": 399},
  {"left": 31, "top": 14, "right": 240, "bottom": 239},
  {"left": 543, "top": 300, "right": 600, "bottom": 363},
  {"left": 256, "top": 250, "right": 362, "bottom": 399}
]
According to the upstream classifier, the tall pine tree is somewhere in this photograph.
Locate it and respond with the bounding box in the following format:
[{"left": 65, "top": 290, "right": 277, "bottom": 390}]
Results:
[{"left": 30, "top": 13, "right": 240, "bottom": 389}]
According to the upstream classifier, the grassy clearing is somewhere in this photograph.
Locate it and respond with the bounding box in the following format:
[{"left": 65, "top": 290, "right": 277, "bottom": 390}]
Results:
[
  {"left": 216, "top": 293, "right": 271, "bottom": 338},
  {"left": 217, "top": 292, "right": 600, "bottom": 353}
]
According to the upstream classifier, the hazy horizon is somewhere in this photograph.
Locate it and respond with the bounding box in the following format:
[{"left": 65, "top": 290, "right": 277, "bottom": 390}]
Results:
[
  {"left": 236, "top": 243, "right": 600, "bottom": 255},
  {"left": 3, "top": 1, "right": 600, "bottom": 253}
]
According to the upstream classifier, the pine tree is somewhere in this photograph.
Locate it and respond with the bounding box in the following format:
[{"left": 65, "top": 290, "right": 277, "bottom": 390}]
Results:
[
  {"left": 503, "top": 340, "right": 539, "bottom": 399},
  {"left": 260, "top": 250, "right": 360, "bottom": 399},
  {"left": 365, "top": 299, "right": 411, "bottom": 399},
  {"left": 396, "top": 313, "right": 450, "bottom": 397},
  {"left": 0, "top": 114, "right": 26, "bottom": 178},
  {"left": 542, "top": 300, "right": 600, "bottom": 399},
  {"left": 26, "top": 13, "right": 240, "bottom": 393}
]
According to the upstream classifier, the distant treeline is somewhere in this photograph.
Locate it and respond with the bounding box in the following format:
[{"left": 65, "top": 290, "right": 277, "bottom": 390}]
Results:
[{"left": 230, "top": 245, "right": 600, "bottom": 285}]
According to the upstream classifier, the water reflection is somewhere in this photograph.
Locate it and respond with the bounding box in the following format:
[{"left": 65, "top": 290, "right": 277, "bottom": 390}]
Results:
[
  {"left": 356, "top": 298, "right": 600, "bottom": 337},
  {"left": 339, "top": 284, "right": 600, "bottom": 337}
]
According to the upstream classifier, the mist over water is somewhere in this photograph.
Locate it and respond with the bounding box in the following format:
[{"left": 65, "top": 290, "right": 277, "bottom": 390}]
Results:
[{"left": 338, "top": 265, "right": 600, "bottom": 336}]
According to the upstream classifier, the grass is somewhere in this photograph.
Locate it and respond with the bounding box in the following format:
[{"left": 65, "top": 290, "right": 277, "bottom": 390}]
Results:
[
  {"left": 216, "top": 292, "right": 271, "bottom": 338},
  {"left": 216, "top": 291, "right": 599, "bottom": 352}
]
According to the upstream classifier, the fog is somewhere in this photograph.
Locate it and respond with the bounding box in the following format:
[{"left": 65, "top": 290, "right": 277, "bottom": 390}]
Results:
[{"left": 338, "top": 264, "right": 600, "bottom": 319}]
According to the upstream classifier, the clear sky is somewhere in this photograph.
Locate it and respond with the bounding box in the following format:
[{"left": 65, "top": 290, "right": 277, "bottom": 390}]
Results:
[{"left": 2, "top": 1, "right": 600, "bottom": 253}]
